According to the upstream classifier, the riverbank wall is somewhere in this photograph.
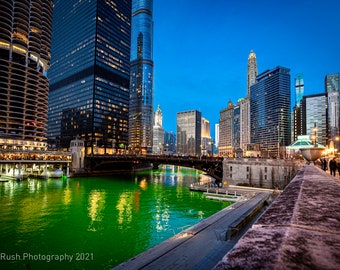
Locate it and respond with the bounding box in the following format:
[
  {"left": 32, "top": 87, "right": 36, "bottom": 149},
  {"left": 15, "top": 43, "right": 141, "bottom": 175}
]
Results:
[
  {"left": 214, "top": 164, "right": 340, "bottom": 269},
  {"left": 223, "top": 158, "right": 304, "bottom": 189}
]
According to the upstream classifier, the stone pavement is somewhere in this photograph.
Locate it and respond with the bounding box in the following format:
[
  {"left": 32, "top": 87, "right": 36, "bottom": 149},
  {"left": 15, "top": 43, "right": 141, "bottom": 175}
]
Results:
[
  {"left": 113, "top": 191, "right": 272, "bottom": 270},
  {"left": 214, "top": 164, "right": 340, "bottom": 270}
]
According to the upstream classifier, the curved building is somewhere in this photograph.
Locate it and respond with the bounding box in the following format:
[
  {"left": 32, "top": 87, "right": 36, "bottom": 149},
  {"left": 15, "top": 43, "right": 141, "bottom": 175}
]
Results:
[
  {"left": 0, "top": 0, "right": 53, "bottom": 150},
  {"left": 129, "top": 0, "right": 154, "bottom": 154}
]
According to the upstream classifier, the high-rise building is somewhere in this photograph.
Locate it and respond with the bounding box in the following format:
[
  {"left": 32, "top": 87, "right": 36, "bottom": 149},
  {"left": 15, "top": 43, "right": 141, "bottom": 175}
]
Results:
[
  {"left": 201, "top": 117, "right": 213, "bottom": 155},
  {"left": 176, "top": 110, "right": 201, "bottom": 156},
  {"left": 250, "top": 66, "right": 291, "bottom": 157},
  {"left": 0, "top": 0, "right": 53, "bottom": 151},
  {"left": 218, "top": 101, "right": 233, "bottom": 156},
  {"left": 129, "top": 0, "right": 154, "bottom": 154},
  {"left": 247, "top": 50, "right": 258, "bottom": 97},
  {"left": 239, "top": 97, "right": 250, "bottom": 154},
  {"left": 300, "top": 93, "right": 328, "bottom": 147},
  {"left": 292, "top": 73, "right": 304, "bottom": 142},
  {"left": 325, "top": 73, "right": 339, "bottom": 141},
  {"left": 164, "top": 131, "right": 176, "bottom": 154},
  {"left": 152, "top": 105, "right": 164, "bottom": 154},
  {"left": 214, "top": 124, "right": 219, "bottom": 153},
  {"left": 295, "top": 73, "right": 304, "bottom": 106},
  {"left": 47, "top": 0, "right": 131, "bottom": 154},
  {"left": 233, "top": 103, "right": 241, "bottom": 151}
]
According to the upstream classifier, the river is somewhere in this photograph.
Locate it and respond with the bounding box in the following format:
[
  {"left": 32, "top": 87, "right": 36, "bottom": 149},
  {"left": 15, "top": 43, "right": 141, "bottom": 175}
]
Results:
[{"left": 0, "top": 165, "right": 231, "bottom": 269}]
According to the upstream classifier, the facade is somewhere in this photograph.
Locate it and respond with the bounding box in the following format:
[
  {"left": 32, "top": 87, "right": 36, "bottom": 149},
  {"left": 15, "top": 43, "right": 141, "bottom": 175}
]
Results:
[
  {"left": 218, "top": 101, "right": 233, "bottom": 156},
  {"left": 129, "top": 0, "right": 154, "bottom": 154},
  {"left": 250, "top": 66, "right": 291, "bottom": 157},
  {"left": 233, "top": 103, "right": 241, "bottom": 152},
  {"left": 247, "top": 50, "right": 258, "bottom": 97},
  {"left": 292, "top": 73, "right": 304, "bottom": 142},
  {"left": 176, "top": 110, "right": 201, "bottom": 156},
  {"left": 0, "top": 0, "right": 53, "bottom": 151},
  {"left": 300, "top": 93, "right": 328, "bottom": 147},
  {"left": 214, "top": 124, "right": 219, "bottom": 153},
  {"left": 201, "top": 117, "right": 213, "bottom": 155},
  {"left": 47, "top": 0, "right": 131, "bottom": 154},
  {"left": 325, "top": 73, "right": 339, "bottom": 142},
  {"left": 239, "top": 98, "right": 250, "bottom": 154},
  {"left": 152, "top": 105, "right": 164, "bottom": 154},
  {"left": 164, "top": 131, "right": 176, "bottom": 155}
]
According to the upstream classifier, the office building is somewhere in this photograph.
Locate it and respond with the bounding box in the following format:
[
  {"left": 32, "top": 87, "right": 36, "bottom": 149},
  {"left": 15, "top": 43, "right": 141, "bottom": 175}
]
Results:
[
  {"left": 201, "top": 117, "right": 213, "bottom": 155},
  {"left": 292, "top": 73, "right": 304, "bottom": 141},
  {"left": 164, "top": 131, "right": 176, "bottom": 155},
  {"left": 233, "top": 102, "right": 241, "bottom": 152},
  {"left": 214, "top": 124, "right": 219, "bottom": 153},
  {"left": 247, "top": 50, "right": 258, "bottom": 97},
  {"left": 239, "top": 97, "right": 250, "bottom": 154},
  {"left": 301, "top": 93, "right": 328, "bottom": 147},
  {"left": 129, "top": 0, "right": 154, "bottom": 154},
  {"left": 152, "top": 105, "right": 164, "bottom": 154},
  {"left": 218, "top": 101, "right": 233, "bottom": 156},
  {"left": 325, "top": 73, "right": 339, "bottom": 141},
  {"left": 250, "top": 66, "right": 291, "bottom": 157},
  {"left": 47, "top": 0, "right": 131, "bottom": 154},
  {"left": 177, "top": 110, "right": 201, "bottom": 155},
  {"left": 0, "top": 0, "right": 53, "bottom": 150}
]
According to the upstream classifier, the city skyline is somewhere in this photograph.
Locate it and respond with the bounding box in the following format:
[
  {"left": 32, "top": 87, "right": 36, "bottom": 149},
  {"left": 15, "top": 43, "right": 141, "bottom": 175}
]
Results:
[{"left": 153, "top": 0, "right": 340, "bottom": 136}]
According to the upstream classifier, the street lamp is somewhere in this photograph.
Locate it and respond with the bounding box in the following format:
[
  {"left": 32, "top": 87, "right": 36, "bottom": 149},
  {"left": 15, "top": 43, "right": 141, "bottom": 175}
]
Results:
[{"left": 313, "top": 122, "right": 317, "bottom": 147}]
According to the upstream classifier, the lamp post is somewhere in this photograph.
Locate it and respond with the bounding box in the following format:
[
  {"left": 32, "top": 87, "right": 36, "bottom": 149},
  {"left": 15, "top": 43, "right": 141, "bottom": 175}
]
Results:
[{"left": 313, "top": 122, "right": 317, "bottom": 147}]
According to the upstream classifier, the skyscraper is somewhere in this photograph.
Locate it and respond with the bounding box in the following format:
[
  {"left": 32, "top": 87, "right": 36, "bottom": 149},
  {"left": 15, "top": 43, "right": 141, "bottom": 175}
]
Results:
[
  {"left": 177, "top": 110, "right": 201, "bottom": 156},
  {"left": 129, "top": 0, "right": 154, "bottom": 154},
  {"left": 295, "top": 73, "right": 304, "bottom": 106},
  {"left": 292, "top": 73, "right": 304, "bottom": 141},
  {"left": 301, "top": 93, "right": 328, "bottom": 147},
  {"left": 152, "top": 105, "right": 164, "bottom": 154},
  {"left": 247, "top": 50, "right": 258, "bottom": 97},
  {"left": 325, "top": 73, "right": 339, "bottom": 141},
  {"left": 201, "top": 117, "right": 213, "bottom": 155},
  {"left": 47, "top": 0, "right": 131, "bottom": 154},
  {"left": 218, "top": 101, "right": 233, "bottom": 156},
  {"left": 0, "top": 0, "right": 53, "bottom": 150},
  {"left": 250, "top": 66, "right": 291, "bottom": 157}
]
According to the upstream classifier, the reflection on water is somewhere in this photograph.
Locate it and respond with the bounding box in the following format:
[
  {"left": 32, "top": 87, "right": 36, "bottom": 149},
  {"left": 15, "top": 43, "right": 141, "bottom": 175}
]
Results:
[{"left": 0, "top": 165, "right": 231, "bottom": 269}]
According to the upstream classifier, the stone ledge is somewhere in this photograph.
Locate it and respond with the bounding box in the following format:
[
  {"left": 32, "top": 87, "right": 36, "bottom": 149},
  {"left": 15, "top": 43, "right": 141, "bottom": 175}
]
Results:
[{"left": 214, "top": 165, "right": 340, "bottom": 269}]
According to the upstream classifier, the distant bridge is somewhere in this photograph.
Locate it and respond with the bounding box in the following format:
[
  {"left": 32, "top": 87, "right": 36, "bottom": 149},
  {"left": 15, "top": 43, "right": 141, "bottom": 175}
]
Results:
[{"left": 86, "top": 155, "right": 224, "bottom": 182}]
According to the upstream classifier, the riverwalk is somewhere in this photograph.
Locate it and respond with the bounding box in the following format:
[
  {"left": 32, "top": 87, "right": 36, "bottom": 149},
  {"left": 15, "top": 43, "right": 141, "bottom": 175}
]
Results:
[
  {"left": 114, "top": 164, "right": 340, "bottom": 270},
  {"left": 214, "top": 164, "right": 340, "bottom": 269},
  {"left": 113, "top": 188, "right": 272, "bottom": 270}
]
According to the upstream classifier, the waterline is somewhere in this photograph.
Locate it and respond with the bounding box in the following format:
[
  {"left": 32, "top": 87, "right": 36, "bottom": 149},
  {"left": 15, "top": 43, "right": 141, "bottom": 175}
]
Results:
[{"left": 0, "top": 165, "right": 231, "bottom": 269}]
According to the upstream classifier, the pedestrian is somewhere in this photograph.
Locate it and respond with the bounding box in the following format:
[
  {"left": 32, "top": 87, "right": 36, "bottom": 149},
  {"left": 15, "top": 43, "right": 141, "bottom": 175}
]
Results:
[
  {"left": 329, "top": 157, "right": 337, "bottom": 176},
  {"left": 337, "top": 160, "right": 340, "bottom": 177}
]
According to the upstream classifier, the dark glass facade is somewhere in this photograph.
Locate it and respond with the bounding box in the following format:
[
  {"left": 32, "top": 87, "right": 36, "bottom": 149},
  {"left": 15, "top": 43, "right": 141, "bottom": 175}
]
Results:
[
  {"left": 0, "top": 0, "right": 53, "bottom": 150},
  {"left": 177, "top": 110, "right": 201, "bottom": 156},
  {"left": 47, "top": 0, "right": 131, "bottom": 154},
  {"left": 250, "top": 66, "right": 291, "bottom": 157},
  {"left": 129, "top": 0, "right": 154, "bottom": 154}
]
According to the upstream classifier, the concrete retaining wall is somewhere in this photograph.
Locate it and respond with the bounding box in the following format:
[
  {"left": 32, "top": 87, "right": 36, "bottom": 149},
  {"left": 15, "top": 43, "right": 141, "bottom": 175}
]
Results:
[
  {"left": 214, "top": 164, "right": 340, "bottom": 269},
  {"left": 223, "top": 158, "right": 303, "bottom": 189}
]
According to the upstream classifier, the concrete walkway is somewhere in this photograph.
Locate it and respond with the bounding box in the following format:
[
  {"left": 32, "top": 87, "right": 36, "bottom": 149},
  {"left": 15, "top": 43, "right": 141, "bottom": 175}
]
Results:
[
  {"left": 113, "top": 191, "right": 272, "bottom": 270},
  {"left": 214, "top": 164, "right": 340, "bottom": 270}
]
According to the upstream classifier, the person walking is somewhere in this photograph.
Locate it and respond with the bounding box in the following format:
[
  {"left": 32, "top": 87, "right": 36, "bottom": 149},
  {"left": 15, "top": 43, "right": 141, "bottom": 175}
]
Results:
[{"left": 329, "top": 157, "right": 337, "bottom": 176}]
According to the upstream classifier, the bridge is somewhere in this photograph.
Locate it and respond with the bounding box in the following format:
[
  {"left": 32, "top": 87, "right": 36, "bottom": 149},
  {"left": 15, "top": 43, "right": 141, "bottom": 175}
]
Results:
[{"left": 85, "top": 155, "right": 224, "bottom": 182}]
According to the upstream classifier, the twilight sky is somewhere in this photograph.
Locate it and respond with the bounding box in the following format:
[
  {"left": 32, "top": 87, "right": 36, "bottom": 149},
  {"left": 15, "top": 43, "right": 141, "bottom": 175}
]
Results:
[{"left": 152, "top": 0, "right": 340, "bottom": 138}]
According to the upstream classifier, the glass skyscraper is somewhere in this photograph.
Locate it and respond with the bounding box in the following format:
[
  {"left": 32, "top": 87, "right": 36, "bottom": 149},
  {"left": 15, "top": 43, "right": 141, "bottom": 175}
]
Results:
[
  {"left": 47, "top": 0, "right": 131, "bottom": 154},
  {"left": 250, "top": 66, "right": 291, "bottom": 157},
  {"left": 177, "top": 110, "right": 201, "bottom": 156},
  {"left": 301, "top": 93, "right": 328, "bottom": 147},
  {"left": 295, "top": 73, "right": 304, "bottom": 107},
  {"left": 0, "top": 0, "right": 53, "bottom": 150},
  {"left": 129, "top": 0, "right": 154, "bottom": 154},
  {"left": 325, "top": 73, "right": 339, "bottom": 141}
]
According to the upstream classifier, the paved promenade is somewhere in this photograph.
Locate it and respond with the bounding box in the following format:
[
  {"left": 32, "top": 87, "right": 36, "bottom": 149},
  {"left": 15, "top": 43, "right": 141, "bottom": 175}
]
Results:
[
  {"left": 214, "top": 164, "right": 340, "bottom": 269},
  {"left": 113, "top": 191, "right": 272, "bottom": 270}
]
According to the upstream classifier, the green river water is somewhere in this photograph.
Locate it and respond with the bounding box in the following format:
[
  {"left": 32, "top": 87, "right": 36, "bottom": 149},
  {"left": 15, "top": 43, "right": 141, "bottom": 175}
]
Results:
[{"left": 0, "top": 165, "right": 231, "bottom": 269}]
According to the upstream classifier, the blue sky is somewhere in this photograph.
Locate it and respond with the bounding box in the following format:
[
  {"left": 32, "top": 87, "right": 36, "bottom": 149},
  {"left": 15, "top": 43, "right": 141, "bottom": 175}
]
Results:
[{"left": 152, "top": 0, "right": 340, "bottom": 137}]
